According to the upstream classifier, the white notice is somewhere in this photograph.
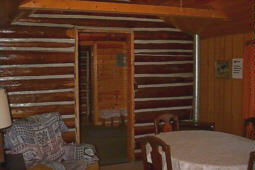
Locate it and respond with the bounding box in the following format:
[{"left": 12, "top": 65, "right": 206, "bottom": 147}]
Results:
[{"left": 232, "top": 58, "right": 243, "bottom": 79}]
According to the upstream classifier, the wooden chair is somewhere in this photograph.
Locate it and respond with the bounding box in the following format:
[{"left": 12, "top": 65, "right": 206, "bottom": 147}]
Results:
[
  {"left": 138, "top": 136, "right": 172, "bottom": 170},
  {"left": 154, "top": 114, "right": 179, "bottom": 134},
  {"left": 248, "top": 151, "right": 255, "bottom": 170},
  {"left": 244, "top": 118, "right": 255, "bottom": 139}
]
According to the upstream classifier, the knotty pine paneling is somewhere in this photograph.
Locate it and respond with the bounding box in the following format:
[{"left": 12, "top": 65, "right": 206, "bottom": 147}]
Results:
[
  {"left": 200, "top": 32, "right": 253, "bottom": 136},
  {"left": 79, "top": 32, "right": 131, "bottom": 125}
]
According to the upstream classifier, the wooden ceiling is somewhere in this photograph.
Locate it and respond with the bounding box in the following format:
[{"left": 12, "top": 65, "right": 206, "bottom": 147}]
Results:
[{"left": 1, "top": 0, "right": 253, "bottom": 38}]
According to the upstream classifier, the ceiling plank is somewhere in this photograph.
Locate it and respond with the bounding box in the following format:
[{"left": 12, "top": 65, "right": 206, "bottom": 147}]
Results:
[{"left": 19, "top": 0, "right": 228, "bottom": 19}]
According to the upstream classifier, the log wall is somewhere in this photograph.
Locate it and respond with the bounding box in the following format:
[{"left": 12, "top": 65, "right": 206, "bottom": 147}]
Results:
[
  {"left": 11, "top": 10, "right": 194, "bottom": 157},
  {"left": 200, "top": 32, "right": 253, "bottom": 136},
  {"left": 0, "top": 26, "right": 77, "bottom": 143}
]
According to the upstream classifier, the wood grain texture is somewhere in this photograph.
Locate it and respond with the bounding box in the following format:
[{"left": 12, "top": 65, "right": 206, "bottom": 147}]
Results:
[
  {"left": 134, "top": 43, "right": 193, "bottom": 49},
  {"left": 134, "top": 31, "right": 193, "bottom": 40},
  {"left": 62, "top": 131, "right": 76, "bottom": 143},
  {"left": 0, "top": 26, "right": 74, "bottom": 38},
  {"left": 0, "top": 67, "right": 74, "bottom": 77},
  {"left": 74, "top": 29, "right": 80, "bottom": 143},
  {"left": 8, "top": 92, "right": 74, "bottom": 103},
  {"left": 135, "top": 56, "right": 193, "bottom": 62},
  {"left": 135, "top": 77, "right": 193, "bottom": 85},
  {"left": 0, "top": 51, "right": 74, "bottom": 65},
  {"left": 78, "top": 30, "right": 134, "bottom": 160},
  {"left": 19, "top": 0, "right": 228, "bottom": 19},
  {"left": 135, "top": 99, "right": 192, "bottom": 109},
  {"left": 11, "top": 105, "right": 75, "bottom": 118},
  {"left": 0, "top": 78, "right": 74, "bottom": 92},
  {"left": 17, "top": 17, "right": 172, "bottom": 28},
  {"left": 0, "top": 26, "right": 77, "bottom": 143},
  {"left": 135, "top": 109, "right": 192, "bottom": 123},
  {"left": 135, "top": 64, "right": 193, "bottom": 74},
  {"left": 135, "top": 86, "right": 193, "bottom": 98},
  {"left": 200, "top": 32, "right": 253, "bottom": 136}
]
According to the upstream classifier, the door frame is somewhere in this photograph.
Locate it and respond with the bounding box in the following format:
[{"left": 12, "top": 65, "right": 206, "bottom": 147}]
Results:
[{"left": 75, "top": 28, "right": 135, "bottom": 161}]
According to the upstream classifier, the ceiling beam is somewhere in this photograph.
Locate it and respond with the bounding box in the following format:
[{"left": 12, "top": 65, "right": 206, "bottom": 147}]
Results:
[{"left": 19, "top": 0, "right": 228, "bottom": 19}]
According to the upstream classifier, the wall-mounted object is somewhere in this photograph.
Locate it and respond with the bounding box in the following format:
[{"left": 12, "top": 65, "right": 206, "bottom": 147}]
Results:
[
  {"left": 232, "top": 58, "right": 243, "bottom": 79},
  {"left": 215, "top": 61, "right": 230, "bottom": 78}
]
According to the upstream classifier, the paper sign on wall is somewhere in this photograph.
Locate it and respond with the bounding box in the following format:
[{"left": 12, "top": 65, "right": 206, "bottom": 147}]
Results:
[{"left": 232, "top": 58, "right": 243, "bottom": 79}]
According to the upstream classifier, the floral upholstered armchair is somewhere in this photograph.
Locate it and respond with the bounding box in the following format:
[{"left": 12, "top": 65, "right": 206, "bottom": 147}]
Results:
[{"left": 4, "top": 113, "right": 99, "bottom": 170}]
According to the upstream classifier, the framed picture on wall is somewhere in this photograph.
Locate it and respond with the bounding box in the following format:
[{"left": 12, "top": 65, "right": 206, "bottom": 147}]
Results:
[{"left": 215, "top": 61, "right": 230, "bottom": 78}]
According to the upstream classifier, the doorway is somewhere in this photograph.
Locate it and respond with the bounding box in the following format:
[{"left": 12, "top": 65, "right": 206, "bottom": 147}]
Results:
[{"left": 76, "top": 30, "right": 134, "bottom": 165}]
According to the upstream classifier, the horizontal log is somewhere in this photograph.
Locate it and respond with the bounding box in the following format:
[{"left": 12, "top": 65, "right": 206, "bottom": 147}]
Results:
[
  {"left": 0, "top": 51, "right": 74, "bottom": 64},
  {"left": 135, "top": 77, "right": 193, "bottom": 85},
  {"left": 0, "top": 67, "right": 74, "bottom": 77},
  {"left": 34, "top": 10, "right": 162, "bottom": 19},
  {"left": 134, "top": 122, "right": 214, "bottom": 136},
  {"left": 63, "top": 118, "right": 75, "bottom": 128},
  {"left": 8, "top": 91, "right": 74, "bottom": 104},
  {"left": 135, "top": 52, "right": 193, "bottom": 56},
  {"left": 62, "top": 131, "right": 76, "bottom": 143},
  {"left": 135, "top": 86, "right": 193, "bottom": 98},
  {"left": 135, "top": 109, "right": 192, "bottom": 123},
  {"left": 134, "top": 43, "right": 193, "bottom": 49},
  {"left": 0, "top": 78, "right": 74, "bottom": 92},
  {"left": 135, "top": 125, "right": 155, "bottom": 136},
  {"left": 134, "top": 31, "right": 193, "bottom": 40},
  {"left": 18, "top": 17, "right": 172, "bottom": 28},
  {"left": 135, "top": 99, "right": 193, "bottom": 109},
  {"left": 11, "top": 104, "right": 75, "bottom": 118},
  {"left": 0, "top": 42, "right": 73, "bottom": 48},
  {"left": 135, "top": 64, "right": 193, "bottom": 74},
  {"left": 135, "top": 56, "right": 193, "bottom": 62},
  {"left": 0, "top": 26, "right": 74, "bottom": 38},
  {"left": 79, "top": 32, "right": 128, "bottom": 41}
]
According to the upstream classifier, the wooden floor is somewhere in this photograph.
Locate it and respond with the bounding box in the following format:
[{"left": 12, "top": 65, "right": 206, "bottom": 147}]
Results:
[{"left": 101, "top": 161, "right": 143, "bottom": 170}]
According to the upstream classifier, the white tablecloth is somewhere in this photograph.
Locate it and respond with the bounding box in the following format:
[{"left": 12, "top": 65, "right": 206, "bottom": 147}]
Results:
[{"left": 156, "top": 130, "right": 255, "bottom": 170}]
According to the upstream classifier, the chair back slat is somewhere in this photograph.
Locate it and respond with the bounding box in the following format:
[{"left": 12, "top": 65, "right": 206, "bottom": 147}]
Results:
[{"left": 138, "top": 136, "right": 172, "bottom": 170}]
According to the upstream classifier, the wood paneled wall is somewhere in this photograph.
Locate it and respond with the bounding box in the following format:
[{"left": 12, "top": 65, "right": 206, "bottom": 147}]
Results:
[
  {"left": 11, "top": 10, "right": 194, "bottom": 158},
  {"left": 200, "top": 32, "right": 253, "bottom": 136},
  {"left": 0, "top": 26, "right": 77, "bottom": 143}
]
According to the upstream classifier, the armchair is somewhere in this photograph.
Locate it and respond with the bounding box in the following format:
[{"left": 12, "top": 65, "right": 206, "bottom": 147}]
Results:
[{"left": 4, "top": 113, "right": 99, "bottom": 170}]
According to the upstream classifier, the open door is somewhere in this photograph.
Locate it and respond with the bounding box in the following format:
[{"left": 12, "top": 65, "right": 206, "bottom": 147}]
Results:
[{"left": 77, "top": 29, "right": 135, "bottom": 162}]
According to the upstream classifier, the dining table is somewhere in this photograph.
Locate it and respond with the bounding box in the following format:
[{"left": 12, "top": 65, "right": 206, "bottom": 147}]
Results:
[{"left": 155, "top": 130, "right": 255, "bottom": 170}]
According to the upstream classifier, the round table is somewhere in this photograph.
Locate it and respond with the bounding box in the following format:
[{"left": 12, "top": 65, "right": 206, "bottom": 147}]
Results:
[{"left": 156, "top": 130, "right": 255, "bottom": 170}]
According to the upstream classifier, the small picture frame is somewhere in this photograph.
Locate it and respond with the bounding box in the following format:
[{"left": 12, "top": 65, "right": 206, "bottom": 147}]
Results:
[{"left": 215, "top": 61, "right": 230, "bottom": 78}]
